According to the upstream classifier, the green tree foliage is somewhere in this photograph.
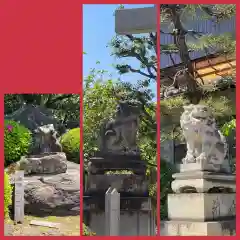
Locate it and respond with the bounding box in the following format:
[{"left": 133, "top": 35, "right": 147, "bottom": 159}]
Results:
[
  {"left": 110, "top": 34, "right": 157, "bottom": 83},
  {"left": 61, "top": 128, "right": 80, "bottom": 164},
  {"left": 160, "top": 4, "right": 236, "bottom": 103},
  {"left": 4, "top": 94, "right": 80, "bottom": 125},
  {"left": 83, "top": 223, "right": 96, "bottom": 236},
  {"left": 84, "top": 69, "right": 118, "bottom": 162},
  {"left": 222, "top": 119, "right": 236, "bottom": 137},
  {"left": 84, "top": 68, "right": 156, "bottom": 157},
  {"left": 84, "top": 68, "right": 157, "bottom": 199},
  {"left": 221, "top": 118, "right": 236, "bottom": 173},
  {"left": 4, "top": 120, "right": 32, "bottom": 166},
  {"left": 4, "top": 172, "right": 13, "bottom": 218},
  {"left": 160, "top": 160, "right": 175, "bottom": 220}
]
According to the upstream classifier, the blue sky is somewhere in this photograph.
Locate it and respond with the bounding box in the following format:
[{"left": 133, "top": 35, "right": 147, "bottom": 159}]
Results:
[{"left": 83, "top": 4, "right": 156, "bottom": 96}]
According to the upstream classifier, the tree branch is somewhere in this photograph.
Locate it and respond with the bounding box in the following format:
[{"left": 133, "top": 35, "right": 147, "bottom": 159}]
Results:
[
  {"left": 46, "top": 94, "right": 75, "bottom": 107},
  {"left": 128, "top": 65, "right": 155, "bottom": 79}
]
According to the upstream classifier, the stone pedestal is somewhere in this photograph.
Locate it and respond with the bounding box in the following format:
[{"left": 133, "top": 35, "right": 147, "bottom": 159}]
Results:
[
  {"left": 85, "top": 151, "right": 155, "bottom": 235},
  {"left": 164, "top": 163, "right": 236, "bottom": 236}
]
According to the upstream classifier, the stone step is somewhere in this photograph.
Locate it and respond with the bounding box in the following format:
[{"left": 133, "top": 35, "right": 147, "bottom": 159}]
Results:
[
  {"left": 163, "top": 220, "right": 236, "bottom": 236},
  {"left": 88, "top": 157, "right": 146, "bottom": 174}
]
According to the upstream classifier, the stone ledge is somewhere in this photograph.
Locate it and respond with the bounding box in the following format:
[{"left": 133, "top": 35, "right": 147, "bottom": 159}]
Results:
[
  {"left": 88, "top": 154, "right": 146, "bottom": 174},
  {"left": 179, "top": 162, "right": 231, "bottom": 173},
  {"left": 171, "top": 171, "right": 235, "bottom": 193},
  {"left": 172, "top": 171, "right": 235, "bottom": 180}
]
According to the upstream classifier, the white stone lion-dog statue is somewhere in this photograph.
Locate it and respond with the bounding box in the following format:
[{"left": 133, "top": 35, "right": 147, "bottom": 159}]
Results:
[{"left": 180, "top": 104, "right": 228, "bottom": 171}]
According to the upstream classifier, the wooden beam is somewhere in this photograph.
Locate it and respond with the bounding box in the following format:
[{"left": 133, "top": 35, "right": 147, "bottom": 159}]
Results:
[
  {"left": 115, "top": 7, "right": 157, "bottom": 35},
  {"left": 195, "top": 55, "right": 235, "bottom": 70},
  {"left": 160, "top": 55, "right": 236, "bottom": 85}
]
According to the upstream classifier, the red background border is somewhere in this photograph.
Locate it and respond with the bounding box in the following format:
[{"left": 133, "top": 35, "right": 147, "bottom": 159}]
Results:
[{"left": 0, "top": 0, "right": 238, "bottom": 239}]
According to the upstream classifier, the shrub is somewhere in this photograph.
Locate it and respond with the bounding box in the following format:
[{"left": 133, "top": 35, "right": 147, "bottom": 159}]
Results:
[
  {"left": 4, "top": 172, "right": 13, "bottom": 218},
  {"left": 61, "top": 128, "right": 80, "bottom": 163},
  {"left": 83, "top": 223, "right": 95, "bottom": 236},
  {"left": 4, "top": 120, "right": 32, "bottom": 166}
]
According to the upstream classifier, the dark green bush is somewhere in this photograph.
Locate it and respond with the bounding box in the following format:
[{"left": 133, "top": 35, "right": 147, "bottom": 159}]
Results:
[
  {"left": 160, "top": 159, "right": 175, "bottom": 220},
  {"left": 4, "top": 120, "right": 32, "bottom": 166},
  {"left": 4, "top": 172, "right": 13, "bottom": 218},
  {"left": 61, "top": 128, "right": 80, "bottom": 163}
]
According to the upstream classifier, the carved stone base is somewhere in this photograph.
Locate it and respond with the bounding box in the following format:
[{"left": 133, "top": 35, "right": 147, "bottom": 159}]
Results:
[
  {"left": 168, "top": 193, "right": 236, "bottom": 221},
  {"left": 163, "top": 220, "right": 236, "bottom": 236},
  {"left": 171, "top": 170, "right": 235, "bottom": 193},
  {"left": 86, "top": 174, "right": 148, "bottom": 196}
]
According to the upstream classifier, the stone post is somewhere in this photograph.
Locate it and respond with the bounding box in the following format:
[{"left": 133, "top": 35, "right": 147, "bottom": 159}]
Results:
[
  {"left": 105, "top": 187, "right": 120, "bottom": 236},
  {"left": 164, "top": 105, "right": 236, "bottom": 236},
  {"left": 14, "top": 171, "right": 24, "bottom": 224}
]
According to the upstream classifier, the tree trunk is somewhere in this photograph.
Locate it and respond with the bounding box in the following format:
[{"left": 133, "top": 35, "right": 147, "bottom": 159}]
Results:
[{"left": 170, "top": 5, "right": 202, "bottom": 104}]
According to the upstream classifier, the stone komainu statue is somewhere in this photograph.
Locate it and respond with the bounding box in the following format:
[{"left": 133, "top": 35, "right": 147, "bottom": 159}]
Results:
[
  {"left": 180, "top": 104, "right": 228, "bottom": 171},
  {"left": 100, "top": 100, "right": 141, "bottom": 154},
  {"left": 31, "top": 124, "right": 62, "bottom": 154}
]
